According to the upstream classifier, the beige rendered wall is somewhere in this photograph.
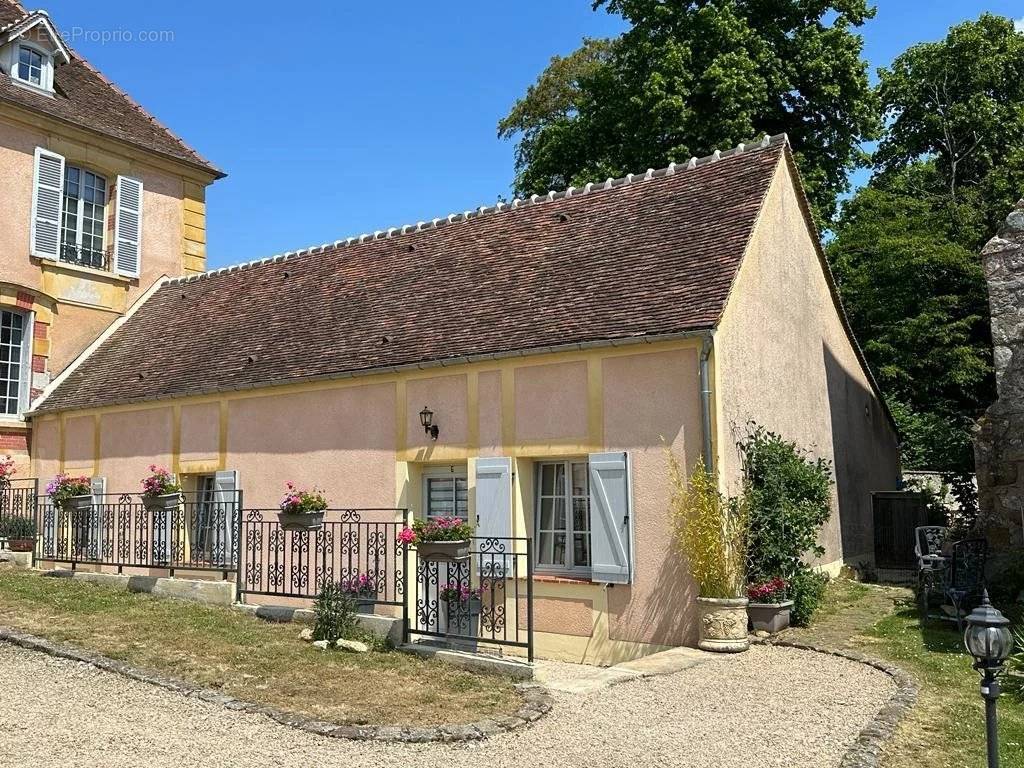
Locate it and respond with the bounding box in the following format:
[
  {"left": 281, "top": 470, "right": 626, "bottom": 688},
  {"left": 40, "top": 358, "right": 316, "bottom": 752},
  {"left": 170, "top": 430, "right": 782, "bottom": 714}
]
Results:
[
  {"left": 30, "top": 340, "right": 703, "bottom": 663},
  {"left": 714, "top": 157, "right": 901, "bottom": 568},
  {"left": 0, "top": 112, "right": 212, "bottom": 379}
]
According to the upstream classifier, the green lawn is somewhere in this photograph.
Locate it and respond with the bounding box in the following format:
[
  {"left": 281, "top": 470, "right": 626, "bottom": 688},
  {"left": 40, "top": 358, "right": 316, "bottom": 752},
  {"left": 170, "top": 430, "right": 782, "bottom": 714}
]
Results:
[
  {"left": 0, "top": 570, "right": 520, "bottom": 727},
  {"left": 783, "top": 579, "right": 1024, "bottom": 768}
]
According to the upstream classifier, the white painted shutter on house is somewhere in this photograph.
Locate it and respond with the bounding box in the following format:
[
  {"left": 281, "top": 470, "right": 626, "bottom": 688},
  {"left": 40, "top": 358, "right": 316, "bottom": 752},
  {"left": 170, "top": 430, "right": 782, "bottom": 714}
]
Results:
[
  {"left": 475, "top": 458, "right": 512, "bottom": 576},
  {"left": 588, "top": 452, "right": 633, "bottom": 584},
  {"left": 214, "top": 470, "right": 238, "bottom": 567},
  {"left": 30, "top": 147, "right": 64, "bottom": 260},
  {"left": 89, "top": 476, "right": 106, "bottom": 560},
  {"left": 114, "top": 175, "right": 143, "bottom": 277}
]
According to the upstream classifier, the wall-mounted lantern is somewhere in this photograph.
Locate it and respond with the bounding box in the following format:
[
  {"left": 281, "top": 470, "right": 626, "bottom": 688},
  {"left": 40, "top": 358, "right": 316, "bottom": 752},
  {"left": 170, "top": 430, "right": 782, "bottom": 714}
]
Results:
[{"left": 419, "top": 406, "right": 439, "bottom": 441}]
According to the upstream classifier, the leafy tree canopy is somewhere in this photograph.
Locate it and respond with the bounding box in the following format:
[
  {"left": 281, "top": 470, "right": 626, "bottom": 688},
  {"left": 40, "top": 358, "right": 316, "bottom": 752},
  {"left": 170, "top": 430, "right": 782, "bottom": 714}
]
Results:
[
  {"left": 875, "top": 13, "right": 1024, "bottom": 246},
  {"left": 499, "top": 0, "right": 879, "bottom": 223}
]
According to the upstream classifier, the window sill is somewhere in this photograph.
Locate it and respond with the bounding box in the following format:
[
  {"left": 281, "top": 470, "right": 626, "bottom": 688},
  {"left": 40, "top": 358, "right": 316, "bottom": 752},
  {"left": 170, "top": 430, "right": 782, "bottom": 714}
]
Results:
[
  {"left": 532, "top": 572, "right": 594, "bottom": 585},
  {"left": 10, "top": 78, "right": 55, "bottom": 98},
  {"left": 0, "top": 418, "right": 29, "bottom": 431},
  {"left": 36, "top": 258, "right": 132, "bottom": 285}
]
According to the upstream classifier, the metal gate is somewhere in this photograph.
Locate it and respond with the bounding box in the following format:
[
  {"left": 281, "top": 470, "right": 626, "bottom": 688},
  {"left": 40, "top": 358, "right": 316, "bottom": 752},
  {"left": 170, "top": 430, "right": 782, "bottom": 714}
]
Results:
[
  {"left": 873, "top": 491, "right": 945, "bottom": 571},
  {"left": 407, "top": 536, "right": 534, "bottom": 661}
]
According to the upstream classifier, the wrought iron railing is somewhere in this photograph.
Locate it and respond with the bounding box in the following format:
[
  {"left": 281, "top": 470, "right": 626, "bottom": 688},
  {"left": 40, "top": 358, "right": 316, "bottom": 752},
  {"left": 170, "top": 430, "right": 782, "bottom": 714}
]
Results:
[
  {"left": 238, "top": 508, "right": 410, "bottom": 605},
  {"left": 60, "top": 243, "right": 109, "bottom": 271},
  {"left": 409, "top": 536, "right": 534, "bottom": 660},
  {"left": 0, "top": 478, "right": 38, "bottom": 522},
  {"left": 38, "top": 491, "right": 241, "bottom": 577}
]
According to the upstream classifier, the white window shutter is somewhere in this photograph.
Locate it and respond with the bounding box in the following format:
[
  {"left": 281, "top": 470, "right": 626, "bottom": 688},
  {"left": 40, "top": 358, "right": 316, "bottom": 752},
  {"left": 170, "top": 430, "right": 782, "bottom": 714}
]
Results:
[
  {"left": 588, "top": 452, "right": 633, "bottom": 584},
  {"left": 89, "top": 476, "right": 106, "bottom": 560},
  {"left": 114, "top": 175, "right": 143, "bottom": 277},
  {"left": 30, "top": 147, "right": 64, "bottom": 260},
  {"left": 214, "top": 470, "right": 239, "bottom": 567},
  {"left": 475, "top": 458, "right": 512, "bottom": 576}
]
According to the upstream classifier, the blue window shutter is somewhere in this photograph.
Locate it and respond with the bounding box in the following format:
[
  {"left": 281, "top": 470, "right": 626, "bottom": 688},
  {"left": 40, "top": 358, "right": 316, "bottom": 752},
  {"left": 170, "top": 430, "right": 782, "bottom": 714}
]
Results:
[
  {"left": 214, "top": 470, "right": 238, "bottom": 567},
  {"left": 114, "top": 175, "right": 143, "bottom": 277},
  {"left": 31, "top": 147, "right": 64, "bottom": 260},
  {"left": 588, "top": 452, "right": 632, "bottom": 584},
  {"left": 475, "top": 458, "right": 512, "bottom": 576}
]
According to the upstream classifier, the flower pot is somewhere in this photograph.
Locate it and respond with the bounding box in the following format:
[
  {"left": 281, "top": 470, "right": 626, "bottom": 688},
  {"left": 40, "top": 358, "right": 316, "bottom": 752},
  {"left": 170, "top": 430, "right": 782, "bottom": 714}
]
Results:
[
  {"left": 142, "top": 493, "right": 181, "bottom": 513},
  {"left": 60, "top": 495, "right": 92, "bottom": 514},
  {"left": 696, "top": 596, "right": 750, "bottom": 653},
  {"left": 417, "top": 539, "right": 470, "bottom": 562},
  {"left": 277, "top": 510, "right": 325, "bottom": 531},
  {"left": 7, "top": 538, "right": 34, "bottom": 553},
  {"left": 440, "top": 595, "right": 481, "bottom": 651},
  {"left": 747, "top": 600, "right": 794, "bottom": 635},
  {"left": 353, "top": 598, "right": 375, "bottom": 614}
]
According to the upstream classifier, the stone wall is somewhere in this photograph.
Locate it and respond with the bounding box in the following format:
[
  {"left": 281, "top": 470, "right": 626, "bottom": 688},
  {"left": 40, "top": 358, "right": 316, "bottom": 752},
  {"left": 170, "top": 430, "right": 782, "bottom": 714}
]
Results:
[{"left": 975, "top": 200, "right": 1024, "bottom": 560}]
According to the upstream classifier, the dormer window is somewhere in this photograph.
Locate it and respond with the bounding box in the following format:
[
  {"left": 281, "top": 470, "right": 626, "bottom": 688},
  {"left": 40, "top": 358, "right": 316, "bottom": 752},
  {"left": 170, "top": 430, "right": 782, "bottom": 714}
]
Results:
[
  {"left": 17, "top": 45, "right": 43, "bottom": 86},
  {"left": 1, "top": 12, "right": 70, "bottom": 95}
]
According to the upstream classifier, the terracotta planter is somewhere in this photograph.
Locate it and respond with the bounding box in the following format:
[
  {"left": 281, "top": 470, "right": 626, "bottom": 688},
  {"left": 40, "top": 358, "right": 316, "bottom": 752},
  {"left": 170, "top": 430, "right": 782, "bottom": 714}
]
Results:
[
  {"left": 143, "top": 493, "right": 182, "bottom": 513},
  {"left": 59, "top": 495, "right": 92, "bottom": 514},
  {"left": 277, "top": 510, "right": 325, "bottom": 531},
  {"left": 696, "top": 596, "right": 750, "bottom": 653},
  {"left": 747, "top": 600, "right": 794, "bottom": 635},
  {"left": 416, "top": 539, "right": 470, "bottom": 562},
  {"left": 7, "top": 538, "right": 34, "bottom": 553}
]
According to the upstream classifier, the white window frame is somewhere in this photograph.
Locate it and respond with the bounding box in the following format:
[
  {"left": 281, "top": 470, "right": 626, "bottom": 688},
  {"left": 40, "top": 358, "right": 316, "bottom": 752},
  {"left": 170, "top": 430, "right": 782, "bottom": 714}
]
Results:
[
  {"left": 534, "top": 459, "right": 592, "bottom": 575},
  {"left": 60, "top": 164, "right": 108, "bottom": 269},
  {"left": 0, "top": 308, "right": 33, "bottom": 418},
  {"left": 9, "top": 40, "right": 54, "bottom": 93},
  {"left": 422, "top": 466, "right": 469, "bottom": 521}
]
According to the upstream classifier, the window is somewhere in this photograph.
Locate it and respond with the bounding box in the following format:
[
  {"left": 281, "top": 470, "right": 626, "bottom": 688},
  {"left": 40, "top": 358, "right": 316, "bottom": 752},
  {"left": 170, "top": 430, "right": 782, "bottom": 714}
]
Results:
[
  {"left": 536, "top": 460, "right": 591, "bottom": 572},
  {"left": 424, "top": 469, "right": 468, "bottom": 520},
  {"left": 17, "top": 45, "right": 42, "bottom": 85},
  {"left": 0, "top": 310, "right": 29, "bottom": 417},
  {"left": 60, "top": 166, "right": 108, "bottom": 269}
]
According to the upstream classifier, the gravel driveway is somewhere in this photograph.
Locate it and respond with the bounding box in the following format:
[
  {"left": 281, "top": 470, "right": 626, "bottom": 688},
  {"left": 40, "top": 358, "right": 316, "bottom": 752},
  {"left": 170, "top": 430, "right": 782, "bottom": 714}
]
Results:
[{"left": 0, "top": 642, "right": 893, "bottom": 768}]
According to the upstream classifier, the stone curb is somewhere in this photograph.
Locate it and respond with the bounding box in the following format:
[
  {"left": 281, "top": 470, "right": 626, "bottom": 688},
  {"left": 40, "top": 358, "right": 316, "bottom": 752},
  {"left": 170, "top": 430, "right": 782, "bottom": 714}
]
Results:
[
  {"left": 751, "top": 637, "right": 918, "bottom": 768},
  {"left": 0, "top": 625, "right": 552, "bottom": 743}
]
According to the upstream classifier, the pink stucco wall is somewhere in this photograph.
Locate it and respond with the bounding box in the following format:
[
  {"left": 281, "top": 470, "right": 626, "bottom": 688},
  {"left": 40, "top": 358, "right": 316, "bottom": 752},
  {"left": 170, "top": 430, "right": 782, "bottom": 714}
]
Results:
[
  {"left": 477, "top": 370, "right": 502, "bottom": 456},
  {"left": 515, "top": 361, "right": 588, "bottom": 442},
  {"left": 228, "top": 383, "right": 396, "bottom": 509},
  {"left": 602, "top": 348, "right": 702, "bottom": 646},
  {"left": 180, "top": 402, "right": 220, "bottom": 463},
  {"left": 97, "top": 408, "right": 173, "bottom": 491}
]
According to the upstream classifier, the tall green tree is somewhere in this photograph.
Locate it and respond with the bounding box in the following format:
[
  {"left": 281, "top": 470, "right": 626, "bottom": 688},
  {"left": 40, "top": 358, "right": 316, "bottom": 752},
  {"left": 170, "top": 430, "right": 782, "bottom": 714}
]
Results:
[
  {"left": 499, "top": 0, "right": 879, "bottom": 223},
  {"left": 829, "top": 13, "right": 1024, "bottom": 473}
]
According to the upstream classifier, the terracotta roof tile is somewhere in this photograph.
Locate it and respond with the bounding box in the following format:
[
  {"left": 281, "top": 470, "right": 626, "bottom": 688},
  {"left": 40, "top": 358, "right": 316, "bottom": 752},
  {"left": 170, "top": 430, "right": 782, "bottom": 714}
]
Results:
[
  {"left": 0, "top": 1, "right": 221, "bottom": 176},
  {"left": 37, "top": 138, "right": 786, "bottom": 413}
]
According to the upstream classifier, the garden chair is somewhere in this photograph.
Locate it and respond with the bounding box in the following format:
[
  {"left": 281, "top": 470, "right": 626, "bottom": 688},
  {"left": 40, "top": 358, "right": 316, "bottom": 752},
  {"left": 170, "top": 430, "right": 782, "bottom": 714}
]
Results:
[
  {"left": 945, "top": 538, "right": 988, "bottom": 632},
  {"left": 915, "top": 526, "right": 947, "bottom": 618}
]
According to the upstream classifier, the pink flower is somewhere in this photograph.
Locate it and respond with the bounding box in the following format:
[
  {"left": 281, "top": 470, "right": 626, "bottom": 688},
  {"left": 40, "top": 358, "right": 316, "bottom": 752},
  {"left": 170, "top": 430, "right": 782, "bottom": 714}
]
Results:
[{"left": 397, "top": 528, "right": 416, "bottom": 544}]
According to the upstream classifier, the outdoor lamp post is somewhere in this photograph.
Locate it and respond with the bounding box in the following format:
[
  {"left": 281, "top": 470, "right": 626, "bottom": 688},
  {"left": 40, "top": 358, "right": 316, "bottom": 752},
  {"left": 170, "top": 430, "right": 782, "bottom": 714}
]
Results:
[{"left": 963, "top": 589, "right": 1014, "bottom": 768}]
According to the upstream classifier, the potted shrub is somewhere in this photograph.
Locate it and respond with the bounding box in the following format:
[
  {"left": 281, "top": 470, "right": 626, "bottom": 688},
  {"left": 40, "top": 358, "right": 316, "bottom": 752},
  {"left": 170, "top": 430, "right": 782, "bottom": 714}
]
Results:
[
  {"left": 746, "top": 576, "right": 794, "bottom": 634},
  {"left": 671, "top": 456, "right": 750, "bottom": 653},
  {"left": 47, "top": 473, "right": 92, "bottom": 514},
  {"left": 398, "top": 516, "right": 472, "bottom": 561},
  {"left": 140, "top": 465, "right": 182, "bottom": 512},
  {"left": 340, "top": 572, "right": 377, "bottom": 613},
  {"left": 439, "top": 579, "right": 481, "bottom": 651},
  {"left": 0, "top": 455, "right": 15, "bottom": 493},
  {"left": 278, "top": 482, "right": 327, "bottom": 531},
  {"left": 0, "top": 516, "right": 36, "bottom": 552}
]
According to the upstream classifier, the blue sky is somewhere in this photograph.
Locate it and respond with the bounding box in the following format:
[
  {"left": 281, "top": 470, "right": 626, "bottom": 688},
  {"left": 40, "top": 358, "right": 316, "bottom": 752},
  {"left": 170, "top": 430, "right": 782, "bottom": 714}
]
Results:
[{"left": 41, "top": 1, "right": 1024, "bottom": 268}]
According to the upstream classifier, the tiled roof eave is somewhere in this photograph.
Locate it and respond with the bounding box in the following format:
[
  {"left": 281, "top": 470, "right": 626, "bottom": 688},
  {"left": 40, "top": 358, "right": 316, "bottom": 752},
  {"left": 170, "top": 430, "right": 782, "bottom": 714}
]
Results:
[{"left": 30, "top": 327, "right": 715, "bottom": 416}]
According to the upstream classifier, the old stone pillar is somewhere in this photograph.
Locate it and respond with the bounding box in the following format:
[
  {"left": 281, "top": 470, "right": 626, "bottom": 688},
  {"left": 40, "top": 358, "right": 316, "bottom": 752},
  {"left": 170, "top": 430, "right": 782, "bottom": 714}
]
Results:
[{"left": 975, "top": 200, "right": 1024, "bottom": 562}]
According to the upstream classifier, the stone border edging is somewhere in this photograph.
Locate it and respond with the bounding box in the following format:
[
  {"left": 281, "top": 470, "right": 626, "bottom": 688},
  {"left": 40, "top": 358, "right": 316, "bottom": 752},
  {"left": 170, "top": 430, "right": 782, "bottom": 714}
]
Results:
[
  {"left": 0, "top": 625, "right": 552, "bottom": 743},
  {"left": 751, "top": 637, "right": 918, "bottom": 768}
]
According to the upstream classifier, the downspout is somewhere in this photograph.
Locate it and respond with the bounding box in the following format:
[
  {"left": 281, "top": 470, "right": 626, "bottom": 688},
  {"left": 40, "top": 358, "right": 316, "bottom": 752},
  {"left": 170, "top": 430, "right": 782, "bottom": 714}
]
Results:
[{"left": 699, "top": 332, "right": 715, "bottom": 474}]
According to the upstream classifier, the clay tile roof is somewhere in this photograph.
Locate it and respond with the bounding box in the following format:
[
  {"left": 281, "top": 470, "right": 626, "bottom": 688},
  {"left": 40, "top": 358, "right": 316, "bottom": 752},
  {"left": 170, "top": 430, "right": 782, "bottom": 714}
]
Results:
[
  {"left": 0, "top": 1, "right": 222, "bottom": 177},
  {"left": 36, "top": 136, "right": 787, "bottom": 413}
]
